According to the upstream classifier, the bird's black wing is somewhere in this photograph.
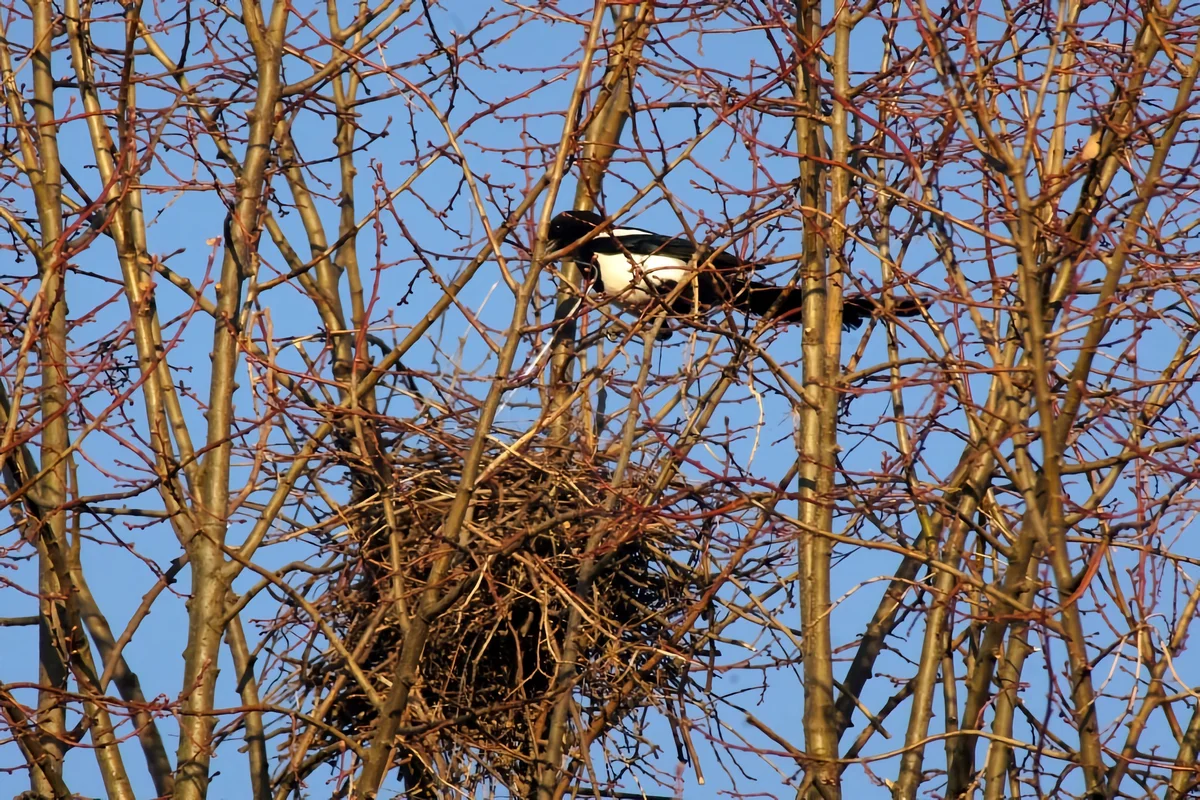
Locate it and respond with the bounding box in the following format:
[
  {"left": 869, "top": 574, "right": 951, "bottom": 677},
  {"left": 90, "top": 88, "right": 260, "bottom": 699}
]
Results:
[
  {"left": 589, "top": 232, "right": 746, "bottom": 270},
  {"left": 591, "top": 232, "right": 772, "bottom": 315}
]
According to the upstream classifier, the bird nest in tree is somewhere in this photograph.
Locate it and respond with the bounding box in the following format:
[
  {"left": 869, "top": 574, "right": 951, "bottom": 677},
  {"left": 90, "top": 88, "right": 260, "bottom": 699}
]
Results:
[{"left": 288, "top": 429, "right": 713, "bottom": 793}]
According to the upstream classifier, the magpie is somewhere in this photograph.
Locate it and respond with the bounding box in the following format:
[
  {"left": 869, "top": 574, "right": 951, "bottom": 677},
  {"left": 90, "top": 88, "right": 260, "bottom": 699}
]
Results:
[{"left": 548, "top": 209, "right": 921, "bottom": 330}]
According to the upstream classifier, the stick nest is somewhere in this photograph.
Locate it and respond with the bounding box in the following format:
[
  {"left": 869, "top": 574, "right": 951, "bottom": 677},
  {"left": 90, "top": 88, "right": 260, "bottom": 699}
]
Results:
[{"left": 291, "top": 429, "right": 712, "bottom": 791}]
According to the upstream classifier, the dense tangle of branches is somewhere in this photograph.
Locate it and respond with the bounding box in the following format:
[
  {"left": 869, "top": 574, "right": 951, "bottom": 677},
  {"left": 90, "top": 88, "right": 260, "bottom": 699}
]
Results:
[{"left": 1, "top": 1, "right": 1199, "bottom": 799}]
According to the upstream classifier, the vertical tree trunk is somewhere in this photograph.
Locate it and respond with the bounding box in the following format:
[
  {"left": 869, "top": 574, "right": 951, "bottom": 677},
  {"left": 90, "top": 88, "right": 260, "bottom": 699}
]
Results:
[
  {"left": 549, "top": 2, "right": 653, "bottom": 444},
  {"left": 794, "top": 2, "right": 841, "bottom": 797},
  {"left": 29, "top": 0, "right": 68, "bottom": 792},
  {"left": 174, "top": 3, "right": 289, "bottom": 797}
]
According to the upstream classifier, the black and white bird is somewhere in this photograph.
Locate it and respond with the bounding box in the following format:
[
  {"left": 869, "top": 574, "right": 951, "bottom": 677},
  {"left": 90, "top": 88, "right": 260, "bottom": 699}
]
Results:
[{"left": 548, "top": 209, "right": 921, "bottom": 330}]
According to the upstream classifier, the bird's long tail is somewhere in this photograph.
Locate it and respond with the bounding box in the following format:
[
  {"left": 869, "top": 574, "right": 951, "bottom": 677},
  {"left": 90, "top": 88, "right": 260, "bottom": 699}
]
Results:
[{"left": 741, "top": 283, "right": 923, "bottom": 330}]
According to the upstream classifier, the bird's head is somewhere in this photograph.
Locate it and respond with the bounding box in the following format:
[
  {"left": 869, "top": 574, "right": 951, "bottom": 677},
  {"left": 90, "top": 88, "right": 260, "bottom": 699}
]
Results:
[{"left": 547, "top": 209, "right": 605, "bottom": 253}]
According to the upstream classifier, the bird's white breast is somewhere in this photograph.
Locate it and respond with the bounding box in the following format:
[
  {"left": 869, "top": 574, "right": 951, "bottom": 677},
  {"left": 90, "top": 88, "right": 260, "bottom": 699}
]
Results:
[{"left": 594, "top": 248, "right": 690, "bottom": 308}]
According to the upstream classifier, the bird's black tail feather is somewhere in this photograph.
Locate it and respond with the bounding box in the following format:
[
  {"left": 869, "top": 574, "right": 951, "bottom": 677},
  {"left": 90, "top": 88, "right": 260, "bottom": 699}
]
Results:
[
  {"left": 740, "top": 283, "right": 922, "bottom": 330},
  {"left": 841, "top": 294, "right": 923, "bottom": 329}
]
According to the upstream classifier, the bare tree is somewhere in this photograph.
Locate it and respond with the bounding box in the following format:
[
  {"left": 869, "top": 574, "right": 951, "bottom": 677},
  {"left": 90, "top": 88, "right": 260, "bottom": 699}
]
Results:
[{"left": 2, "top": 1, "right": 1199, "bottom": 799}]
